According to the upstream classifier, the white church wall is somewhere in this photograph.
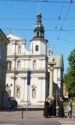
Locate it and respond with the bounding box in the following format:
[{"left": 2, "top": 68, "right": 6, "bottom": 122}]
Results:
[
  {"left": 41, "top": 60, "right": 45, "bottom": 69},
  {"left": 21, "top": 60, "right": 24, "bottom": 68},
  {"left": 58, "top": 69, "right": 61, "bottom": 79},
  {"left": 54, "top": 69, "right": 58, "bottom": 84},
  {"left": 25, "top": 60, "right": 29, "bottom": 69},
  {"left": 40, "top": 42, "right": 46, "bottom": 55}
]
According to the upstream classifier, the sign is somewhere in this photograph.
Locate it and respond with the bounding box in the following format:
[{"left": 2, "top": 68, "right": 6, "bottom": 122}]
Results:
[{"left": 27, "top": 71, "right": 31, "bottom": 85}]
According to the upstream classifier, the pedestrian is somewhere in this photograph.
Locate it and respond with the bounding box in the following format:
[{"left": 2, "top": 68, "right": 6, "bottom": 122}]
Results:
[
  {"left": 51, "top": 97, "right": 56, "bottom": 117},
  {"left": 67, "top": 99, "right": 72, "bottom": 118},
  {"left": 58, "top": 97, "right": 64, "bottom": 117},
  {"left": 43, "top": 96, "right": 50, "bottom": 118},
  {"left": 48, "top": 96, "right": 56, "bottom": 117},
  {"left": 48, "top": 98, "right": 53, "bottom": 117}
]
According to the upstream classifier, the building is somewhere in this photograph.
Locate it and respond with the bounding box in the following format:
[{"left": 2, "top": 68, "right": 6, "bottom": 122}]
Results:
[
  {"left": 6, "top": 12, "right": 48, "bottom": 106},
  {"left": 6, "top": 12, "right": 64, "bottom": 106},
  {"left": 0, "top": 29, "right": 9, "bottom": 108}
]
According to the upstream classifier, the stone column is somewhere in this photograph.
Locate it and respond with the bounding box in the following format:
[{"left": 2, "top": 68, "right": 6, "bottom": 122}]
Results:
[{"left": 48, "top": 62, "right": 56, "bottom": 97}]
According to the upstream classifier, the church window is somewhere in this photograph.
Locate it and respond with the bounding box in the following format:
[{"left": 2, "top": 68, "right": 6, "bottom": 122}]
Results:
[
  {"left": 18, "top": 46, "right": 21, "bottom": 54},
  {"left": 33, "top": 60, "right": 36, "bottom": 69},
  {"left": 35, "top": 45, "right": 39, "bottom": 51},
  {"left": 37, "top": 32, "right": 39, "bottom": 37},
  {"left": 17, "top": 60, "right": 21, "bottom": 69}
]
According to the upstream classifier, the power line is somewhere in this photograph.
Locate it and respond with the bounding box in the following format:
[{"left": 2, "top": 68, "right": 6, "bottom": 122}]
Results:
[
  {"left": 0, "top": 17, "right": 75, "bottom": 20},
  {"left": 0, "top": 0, "right": 75, "bottom": 3},
  {"left": 1, "top": 27, "right": 75, "bottom": 31},
  {"left": 58, "top": 38, "right": 75, "bottom": 44},
  {"left": 55, "top": 0, "right": 66, "bottom": 29},
  {"left": 57, "top": 0, "right": 73, "bottom": 39}
]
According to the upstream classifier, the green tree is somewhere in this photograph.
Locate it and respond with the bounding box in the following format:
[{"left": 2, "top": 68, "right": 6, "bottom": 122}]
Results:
[{"left": 64, "top": 49, "right": 75, "bottom": 97}]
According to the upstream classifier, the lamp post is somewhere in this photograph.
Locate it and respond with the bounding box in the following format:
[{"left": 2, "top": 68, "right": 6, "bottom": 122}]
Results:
[{"left": 48, "top": 62, "right": 56, "bottom": 97}]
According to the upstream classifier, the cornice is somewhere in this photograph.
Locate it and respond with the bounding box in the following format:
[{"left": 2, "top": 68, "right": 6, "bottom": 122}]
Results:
[
  {"left": 7, "top": 54, "right": 47, "bottom": 59},
  {"left": 6, "top": 70, "right": 47, "bottom": 74}
]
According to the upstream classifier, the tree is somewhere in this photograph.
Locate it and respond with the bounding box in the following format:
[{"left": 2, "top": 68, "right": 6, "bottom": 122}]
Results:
[{"left": 64, "top": 49, "right": 75, "bottom": 97}]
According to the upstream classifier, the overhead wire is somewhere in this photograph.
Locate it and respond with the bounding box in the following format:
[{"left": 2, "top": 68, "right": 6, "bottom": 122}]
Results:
[
  {"left": 0, "top": 17, "right": 75, "bottom": 20},
  {"left": 2, "top": 27, "right": 75, "bottom": 33},
  {"left": 1, "top": 27, "right": 75, "bottom": 31},
  {"left": 58, "top": 38, "right": 75, "bottom": 44},
  {"left": 55, "top": 0, "right": 66, "bottom": 29},
  {"left": 0, "top": 0, "right": 75, "bottom": 3},
  {"left": 57, "top": 0, "right": 73, "bottom": 39},
  {"left": 0, "top": 0, "right": 74, "bottom": 43}
]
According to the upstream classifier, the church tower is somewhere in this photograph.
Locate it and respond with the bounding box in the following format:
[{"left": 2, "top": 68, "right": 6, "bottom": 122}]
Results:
[
  {"left": 30, "top": 12, "right": 48, "bottom": 55},
  {"left": 29, "top": 12, "right": 49, "bottom": 104}
]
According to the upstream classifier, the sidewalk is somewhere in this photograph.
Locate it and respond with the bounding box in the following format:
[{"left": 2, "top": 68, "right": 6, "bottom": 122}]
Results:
[{"left": 0, "top": 106, "right": 75, "bottom": 120}]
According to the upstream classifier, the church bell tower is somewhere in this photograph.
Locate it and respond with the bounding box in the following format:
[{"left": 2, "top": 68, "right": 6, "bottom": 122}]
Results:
[
  {"left": 34, "top": 12, "right": 44, "bottom": 38},
  {"left": 30, "top": 12, "right": 48, "bottom": 55}
]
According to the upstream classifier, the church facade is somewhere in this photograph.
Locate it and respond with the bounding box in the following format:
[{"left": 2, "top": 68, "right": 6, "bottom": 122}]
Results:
[{"left": 6, "top": 12, "right": 49, "bottom": 105}]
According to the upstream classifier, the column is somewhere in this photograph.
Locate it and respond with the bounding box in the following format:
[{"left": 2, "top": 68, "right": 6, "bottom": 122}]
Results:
[{"left": 48, "top": 62, "right": 56, "bottom": 97}]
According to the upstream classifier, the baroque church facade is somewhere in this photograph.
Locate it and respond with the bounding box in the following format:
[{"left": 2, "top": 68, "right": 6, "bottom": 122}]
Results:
[{"left": 6, "top": 12, "right": 49, "bottom": 105}]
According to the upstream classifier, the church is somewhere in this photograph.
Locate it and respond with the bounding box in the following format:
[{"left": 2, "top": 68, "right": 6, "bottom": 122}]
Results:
[
  {"left": 6, "top": 12, "right": 64, "bottom": 106},
  {"left": 6, "top": 12, "right": 49, "bottom": 106}
]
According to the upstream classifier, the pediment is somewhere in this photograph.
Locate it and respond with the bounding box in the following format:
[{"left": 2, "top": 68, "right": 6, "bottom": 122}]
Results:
[{"left": 6, "top": 33, "right": 24, "bottom": 41}]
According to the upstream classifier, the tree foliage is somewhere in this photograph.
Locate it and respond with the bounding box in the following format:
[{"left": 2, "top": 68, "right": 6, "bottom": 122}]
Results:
[{"left": 64, "top": 49, "right": 75, "bottom": 97}]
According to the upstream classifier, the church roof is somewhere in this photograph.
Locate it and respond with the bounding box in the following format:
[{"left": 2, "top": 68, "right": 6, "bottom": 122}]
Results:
[
  {"left": 48, "top": 54, "right": 64, "bottom": 70},
  {"left": 53, "top": 55, "right": 64, "bottom": 70},
  {"left": 6, "top": 33, "right": 26, "bottom": 41}
]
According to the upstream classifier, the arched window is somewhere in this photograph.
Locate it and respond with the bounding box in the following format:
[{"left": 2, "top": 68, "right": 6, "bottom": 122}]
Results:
[
  {"left": 37, "top": 32, "right": 39, "bottom": 37},
  {"left": 33, "top": 60, "right": 36, "bottom": 69},
  {"left": 35, "top": 45, "right": 39, "bottom": 51},
  {"left": 18, "top": 46, "right": 21, "bottom": 54},
  {"left": 17, "top": 60, "right": 21, "bottom": 69}
]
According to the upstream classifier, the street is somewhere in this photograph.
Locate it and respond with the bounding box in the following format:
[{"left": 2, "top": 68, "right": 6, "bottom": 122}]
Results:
[
  {"left": 0, "top": 109, "right": 75, "bottom": 125},
  {"left": 0, "top": 117, "right": 75, "bottom": 125}
]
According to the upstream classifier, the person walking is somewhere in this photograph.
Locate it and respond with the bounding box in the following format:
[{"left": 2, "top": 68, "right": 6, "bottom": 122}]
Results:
[{"left": 67, "top": 99, "right": 72, "bottom": 118}]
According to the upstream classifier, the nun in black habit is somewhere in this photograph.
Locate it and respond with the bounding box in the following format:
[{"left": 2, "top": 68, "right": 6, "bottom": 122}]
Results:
[
  {"left": 58, "top": 97, "right": 64, "bottom": 117},
  {"left": 43, "top": 97, "right": 50, "bottom": 118}
]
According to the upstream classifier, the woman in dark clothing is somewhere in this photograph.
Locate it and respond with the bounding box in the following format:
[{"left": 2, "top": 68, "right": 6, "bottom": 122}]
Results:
[
  {"left": 49, "top": 97, "right": 56, "bottom": 117},
  {"left": 58, "top": 97, "right": 64, "bottom": 117},
  {"left": 43, "top": 98, "right": 49, "bottom": 118},
  {"left": 51, "top": 98, "right": 56, "bottom": 117}
]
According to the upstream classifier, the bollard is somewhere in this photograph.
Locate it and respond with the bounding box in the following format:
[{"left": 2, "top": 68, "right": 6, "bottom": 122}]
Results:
[{"left": 22, "top": 108, "right": 23, "bottom": 119}]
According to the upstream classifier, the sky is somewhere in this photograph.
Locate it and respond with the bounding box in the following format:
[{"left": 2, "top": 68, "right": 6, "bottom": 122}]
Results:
[{"left": 0, "top": 0, "right": 75, "bottom": 74}]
